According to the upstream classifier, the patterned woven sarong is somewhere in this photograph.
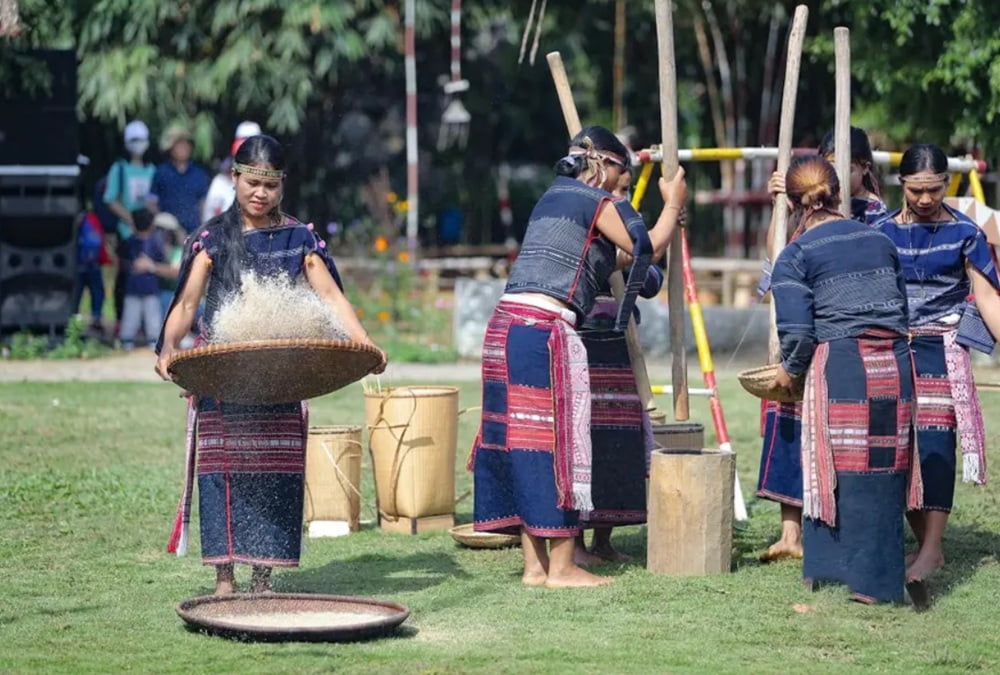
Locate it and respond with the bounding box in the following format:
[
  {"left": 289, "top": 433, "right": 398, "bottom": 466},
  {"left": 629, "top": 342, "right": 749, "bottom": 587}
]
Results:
[
  {"left": 800, "top": 332, "right": 922, "bottom": 604},
  {"left": 580, "top": 298, "right": 646, "bottom": 526},
  {"left": 756, "top": 399, "right": 803, "bottom": 506},
  {"left": 801, "top": 332, "right": 922, "bottom": 527},
  {"left": 168, "top": 396, "right": 307, "bottom": 565},
  {"left": 471, "top": 296, "right": 592, "bottom": 537}
]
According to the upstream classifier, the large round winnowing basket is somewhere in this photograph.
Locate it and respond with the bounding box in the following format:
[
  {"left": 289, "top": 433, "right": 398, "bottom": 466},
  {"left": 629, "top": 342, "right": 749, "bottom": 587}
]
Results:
[{"left": 166, "top": 338, "right": 384, "bottom": 404}]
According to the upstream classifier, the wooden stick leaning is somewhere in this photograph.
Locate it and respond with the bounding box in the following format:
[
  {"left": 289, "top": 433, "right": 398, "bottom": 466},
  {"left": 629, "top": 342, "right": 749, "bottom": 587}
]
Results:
[
  {"left": 545, "top": 50, "right": 656, "bottom": 411},
  {"left": 834, "top": 27, "right": 852, "bottom": 213},
  {"left": 653, "top": 0, "right": 688, "bottom": 421},
  {"left": 767, "top": 5, "right": 810, "bottom": 363}
]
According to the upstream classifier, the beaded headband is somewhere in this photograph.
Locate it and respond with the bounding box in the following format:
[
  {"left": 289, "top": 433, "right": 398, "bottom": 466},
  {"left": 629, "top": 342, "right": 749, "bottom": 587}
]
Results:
[
  {"left": 569, "top": 144, "right": 627, "bottom": 168},
  {"left": 233, "top": 162, "right": 286, "bottom": 179},
  {"left": 899, "top": 172, "right": 949, "bottom": 185}
]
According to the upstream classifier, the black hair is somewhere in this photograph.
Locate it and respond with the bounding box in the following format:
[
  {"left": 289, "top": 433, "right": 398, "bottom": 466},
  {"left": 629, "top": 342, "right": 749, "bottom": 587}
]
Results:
[
  {"left": 818, "top": 126, "right": 880, "bottom": 196},
  {"left": 899, "top": 143, "right": 948, "bottom": 178},
  {"left": 131, "top": 208, "right": 154, "bottom": 233},
  {"left": 554, "top": 125, "right": 631, "bottom": 179},
  {"left": 214, "top": 134, "right": 287, "bottom": 292}
]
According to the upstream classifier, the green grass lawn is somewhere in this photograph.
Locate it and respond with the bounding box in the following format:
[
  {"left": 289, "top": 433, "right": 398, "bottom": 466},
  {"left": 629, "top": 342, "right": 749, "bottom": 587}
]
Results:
[{"left": 2, "top": 377, "right": 999, "bottom": 673}]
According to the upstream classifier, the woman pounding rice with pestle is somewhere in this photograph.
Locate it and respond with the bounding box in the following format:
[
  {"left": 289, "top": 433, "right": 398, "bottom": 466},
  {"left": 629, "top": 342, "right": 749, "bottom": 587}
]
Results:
[
  {"left": 155, "top": 135, "right": 383, "bottom": 595},
  {"left": 576, "top": 166, "right": 665, "bottom": 564},
  {"left": 769, "top": 155, "right": 921, "bottom": 603},
  {"left": 469, "top": 126, "right": 687, "bottom": 587},
  {"left": 874, "top": 144, "right": 1000, "bottom": 593}
]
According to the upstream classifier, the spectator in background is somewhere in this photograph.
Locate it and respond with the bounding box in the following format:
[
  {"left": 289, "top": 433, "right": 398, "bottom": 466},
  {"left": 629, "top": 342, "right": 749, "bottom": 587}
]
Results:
[
  {"left": 148, "top": 212, "right": 185, "bottom": 321},
  {"left": 202, "top": 120, "right": 262, "bottom": 223},
  {"left": 103, "top": 120, "right": 155, "bottom": 331},
  {"left": 73, "top": 206, "right": 113, "bottom": 333},
  {"left": 151, "top": 124, "right": 210, "bottom": 234},
  {"left": 119, "top": 208, "right": 166, "bottom": 350}
]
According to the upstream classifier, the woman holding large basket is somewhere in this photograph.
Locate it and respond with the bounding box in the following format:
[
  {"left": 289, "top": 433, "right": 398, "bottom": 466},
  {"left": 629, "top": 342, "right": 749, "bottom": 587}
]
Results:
[{"left": 155, "top": 135, "right": 382, "bottom": 595}]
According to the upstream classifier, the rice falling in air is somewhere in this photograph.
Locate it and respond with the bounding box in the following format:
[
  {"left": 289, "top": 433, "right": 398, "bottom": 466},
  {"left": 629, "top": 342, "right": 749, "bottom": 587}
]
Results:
[{"left": 210, "top": 272, "right": 350, "bottom": 343}]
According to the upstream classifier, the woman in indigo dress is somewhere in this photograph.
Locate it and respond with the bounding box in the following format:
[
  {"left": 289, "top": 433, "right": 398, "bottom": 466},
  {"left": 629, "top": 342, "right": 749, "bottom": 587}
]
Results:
[
  {"left": 756, "top": 126, "right": 889, "bottom": 562},
  {"left": 470, "top": 126, "right": 687, "bottom": 588},
  {"left": 155, "top": 135, "right": 382, "bottom": 595},
  {"left": 874, "top": 144, "right": 1000, "bottom": 589},
  {"left": 770, "top": 155, "right": 921, "bottom": 603}
]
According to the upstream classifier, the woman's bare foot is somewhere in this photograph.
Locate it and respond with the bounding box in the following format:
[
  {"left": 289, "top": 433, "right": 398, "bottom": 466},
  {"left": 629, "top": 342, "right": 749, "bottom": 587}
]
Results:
[
  {"left": 545, "top": 566, "right": 614, "bottom": 588},
  {"left": 214, "top": 563, "right": 236, "bottom": 595},
  {"left": 759, "top": 539, "right": 803, "bottom": 562},
  {"left": 522, "top": 569, "right": 548, "bottom": 586},
  {"left": 589, "top": 544, "right": 632, "bottom": 562},
  {"left": 906, "top": 551, "right": 944, "bottom": 583},
  {"left": 761, "top": 504, "right": 803, "bottom": 562},
  {"left": 905, "top": 551, "right": 918, "bottom": 567},
  {"left": 521, "top": 529, "right": 549, "bottom": 586},
  {"left": 250, "top": 566, "right": 273, "bottom": 594},
  {"left": 574, "top": 546, "right": 606, "bottom": 566},
  {"left": 214, "top": 579, "right": 237, "bottom": 595}
]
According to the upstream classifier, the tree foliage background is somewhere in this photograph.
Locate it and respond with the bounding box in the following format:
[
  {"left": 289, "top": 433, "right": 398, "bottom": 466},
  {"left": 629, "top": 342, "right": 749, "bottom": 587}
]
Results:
[{"left": 2, "top": 0, "right": 998, "bottom": 254}]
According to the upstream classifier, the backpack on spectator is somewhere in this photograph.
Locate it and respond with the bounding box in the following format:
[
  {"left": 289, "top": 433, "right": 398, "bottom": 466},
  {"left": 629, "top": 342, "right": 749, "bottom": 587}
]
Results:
[{"left": 78, "top": 212, "right": 111, "bottom": 267}]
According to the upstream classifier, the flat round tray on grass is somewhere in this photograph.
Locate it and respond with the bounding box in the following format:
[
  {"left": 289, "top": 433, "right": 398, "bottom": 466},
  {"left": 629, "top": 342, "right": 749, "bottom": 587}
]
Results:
[
  {"left": 449, "top": 523, "right": 521, "bottom": 549},
  {"left": 176, "top": 593, "right": 409, "bottom": 642},
  {"left": 166, "top": 338, "right": 385, "bottom": 405}
]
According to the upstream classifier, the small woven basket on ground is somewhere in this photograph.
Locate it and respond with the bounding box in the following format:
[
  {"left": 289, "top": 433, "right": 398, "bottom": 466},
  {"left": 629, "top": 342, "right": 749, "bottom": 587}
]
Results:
[
  {"left": 166, "top": 338, "right": 384, "bottom": 405},
  {"left": 736, "top": 364, "right": 803, "bottom": 403},
  {"left": 448, "top": 523, "right": 521, "bottom": 549}
]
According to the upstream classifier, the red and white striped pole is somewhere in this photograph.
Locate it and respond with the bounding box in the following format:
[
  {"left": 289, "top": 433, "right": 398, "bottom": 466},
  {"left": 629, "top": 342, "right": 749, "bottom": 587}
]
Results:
[{"left": 405, "top": 0, "right": 419, "bottom": 258}]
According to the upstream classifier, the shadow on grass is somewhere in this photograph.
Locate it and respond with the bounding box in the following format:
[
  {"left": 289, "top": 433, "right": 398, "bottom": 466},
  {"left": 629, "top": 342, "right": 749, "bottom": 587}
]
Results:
[
  {"left": 282, "top": 551, "right": 471, "bottom": 596},
  {"left": 917, "top": 521, "right": 1000, "bottom": 609}
]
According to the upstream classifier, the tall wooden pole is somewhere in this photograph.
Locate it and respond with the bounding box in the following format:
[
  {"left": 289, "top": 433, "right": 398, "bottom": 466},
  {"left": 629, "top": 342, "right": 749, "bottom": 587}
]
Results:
[
  {"left": 767, "top": 5, "right": 809, "bottom": 363},
  {"left": 654, "top": 0, "right": 688, "bottom": 420},
  {"left": 613, "top": 0, "right": 627, "bottom": 130},
  {"left": 834, "top": 27, "right": 851, "bottom": 214},
  {"left": 545, "top": 51, "right": 656, "bottom": 411}
]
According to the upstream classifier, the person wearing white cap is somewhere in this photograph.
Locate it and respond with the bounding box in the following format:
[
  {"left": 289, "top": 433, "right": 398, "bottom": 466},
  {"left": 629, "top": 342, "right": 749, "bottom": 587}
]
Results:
[
  {"left": 202, "top": 121, "right": 263, "bottom": 224},
  {"left": 103, "top": 120, "right": 156, "bottom": 330}
]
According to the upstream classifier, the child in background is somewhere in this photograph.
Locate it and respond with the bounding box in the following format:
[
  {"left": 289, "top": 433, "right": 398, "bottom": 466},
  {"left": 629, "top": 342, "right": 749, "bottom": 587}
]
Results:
[
  {"left": 119, "top": 208, "right": 165, "bottom": 350},
  {"left": 148, "top": 212, "right": 184, "bottom": 320},
  {"left": 73, "top": 207, "right": 113, "bottom": 334}
]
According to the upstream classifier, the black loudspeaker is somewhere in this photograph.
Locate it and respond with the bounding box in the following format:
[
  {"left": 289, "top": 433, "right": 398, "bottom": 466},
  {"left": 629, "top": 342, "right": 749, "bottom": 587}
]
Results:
[
  {"left": 0, "top": 49, "right": 79, "bottom": 166},
  {"left": 0, "top": 172, "right": 79, "bottom": 331}
]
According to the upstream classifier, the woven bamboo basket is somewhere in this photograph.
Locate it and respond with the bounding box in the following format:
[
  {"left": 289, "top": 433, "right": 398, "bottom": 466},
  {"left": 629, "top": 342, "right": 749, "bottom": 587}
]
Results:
[
  {"left": 166, "top": 338, "right": 384, "bottom": 405},
  {"left": 448, "top": 523, "right": 521, "bottom": 549},
  {"left": 304, "top": 426, "right": 362, "bottom": 532},
  {"left": 737, "top": 364, "right": 803, "bottom": 403},
  {"left": 365, "top": 386, "right": 459, "bottom": 529}
]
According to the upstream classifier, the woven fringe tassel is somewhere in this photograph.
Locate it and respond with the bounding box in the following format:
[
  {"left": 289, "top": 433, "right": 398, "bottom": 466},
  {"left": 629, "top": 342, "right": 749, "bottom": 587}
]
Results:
[
  {"left": 573, "top": 486, "right": 594, "bottom": 514},
  {"left": 963, "top": 453, "right": 984, "bottom": 485}
]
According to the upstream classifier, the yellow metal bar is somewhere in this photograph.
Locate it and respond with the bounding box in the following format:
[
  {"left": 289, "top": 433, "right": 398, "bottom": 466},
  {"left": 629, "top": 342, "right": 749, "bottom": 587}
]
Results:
[
  {"left": 969, "top": 168, "right": 986, "bottom": 204},
  {"left": 631, "top": 161, "right": 655, "bottom": 210},
  {"left": 946, "top": 172, "right": 962, "bottom": 197},
  {"left": 687, "top": 300, "right": 714, "bottom": 374},
  {"left": 687, "top": 148, "right": 745, "bottom": 161}
]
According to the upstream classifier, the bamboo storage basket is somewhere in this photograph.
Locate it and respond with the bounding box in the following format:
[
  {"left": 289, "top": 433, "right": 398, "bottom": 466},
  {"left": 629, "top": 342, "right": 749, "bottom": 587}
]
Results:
[
  {"left": 303, "top": 425, "right": 363, "bottom": 533},
  {"left": 365, "top": 386, "right": 459, "bottom": 533}
]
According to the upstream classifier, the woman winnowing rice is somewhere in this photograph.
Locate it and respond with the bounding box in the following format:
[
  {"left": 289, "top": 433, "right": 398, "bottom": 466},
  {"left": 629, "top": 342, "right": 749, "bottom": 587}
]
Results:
[{"left": 154, "top": 134, "right": 383, "bottom": 595}]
